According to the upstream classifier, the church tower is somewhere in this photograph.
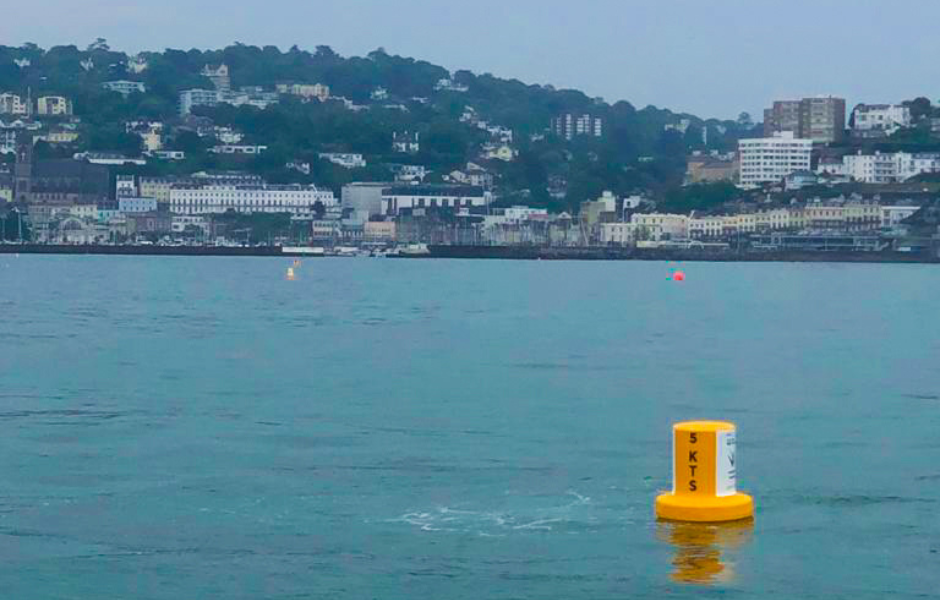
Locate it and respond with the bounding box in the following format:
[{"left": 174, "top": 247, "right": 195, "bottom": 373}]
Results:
[{"left": 13, "top": 132, "right": 33, "bottom": 203}]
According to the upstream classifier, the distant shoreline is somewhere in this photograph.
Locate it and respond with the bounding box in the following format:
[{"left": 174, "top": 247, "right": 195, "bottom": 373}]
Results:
[
  {"left": 2, "top": 243, "right": 939, "bottom": 264},
  {"left": 395, "top": 245, "right": 940, "bottom": 264}
]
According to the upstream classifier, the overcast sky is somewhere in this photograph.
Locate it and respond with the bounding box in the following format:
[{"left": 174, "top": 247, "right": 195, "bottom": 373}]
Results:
[{"left": 2, "top": 0, "right": 936, "bottom": 119}]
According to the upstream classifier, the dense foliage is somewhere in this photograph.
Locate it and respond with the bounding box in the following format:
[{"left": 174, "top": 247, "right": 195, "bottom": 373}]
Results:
[{"left": 2, "top": 41, "right": 755, "bottom": 212}]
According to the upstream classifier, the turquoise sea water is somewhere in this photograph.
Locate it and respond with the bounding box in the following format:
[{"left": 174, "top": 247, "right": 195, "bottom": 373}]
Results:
[{"left": 1, "top": 255, "right": 938, "bottom": 599}]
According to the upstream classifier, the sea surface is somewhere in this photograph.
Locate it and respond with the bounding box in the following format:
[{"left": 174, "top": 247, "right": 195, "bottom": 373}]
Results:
[{"left": 1, "top": 255, "right": 938, "bottom": 599}]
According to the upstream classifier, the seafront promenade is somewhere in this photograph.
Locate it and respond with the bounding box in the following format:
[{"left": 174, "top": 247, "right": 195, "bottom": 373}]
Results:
[{"left": 3, "top": 243, "right": 939, "bottom": 263}]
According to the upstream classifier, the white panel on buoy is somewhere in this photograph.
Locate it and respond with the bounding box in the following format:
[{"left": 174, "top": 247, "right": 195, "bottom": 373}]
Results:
[{"left": 715, "top": 429, "right": 737, "bottom": 497}]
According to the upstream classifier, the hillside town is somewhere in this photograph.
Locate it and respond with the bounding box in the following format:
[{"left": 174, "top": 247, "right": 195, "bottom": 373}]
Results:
[{"left": 2, "top": 45, "right": 940, "bottom": 257}]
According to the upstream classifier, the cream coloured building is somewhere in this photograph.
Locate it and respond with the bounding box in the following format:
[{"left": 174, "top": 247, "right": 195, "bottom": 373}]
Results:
[
  {"left": 169, "top": 183, "right": 336, "bottom": 216},
  {"left": 36, "top": 96, "right": 72, "bottom": 116},
  {"left": 630, "top": 213, "right": 690, "bottom": 241}
]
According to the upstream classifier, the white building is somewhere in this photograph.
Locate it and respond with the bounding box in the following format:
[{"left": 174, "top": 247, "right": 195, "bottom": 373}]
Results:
[
  {"left": 0, "top": 93, "right": 29, "bottom": 115},
  {"left": 180, "top": 89, "right": 221, "bottom": 116},
  {"left": 276, "top": 83, "right": 330, "bottom": 102},
  {"left": 36, "top": 96, "right": 72, "bottom": 116},
  {"left": 381, "top": 185, "right": 490, "bottom": 215},
  {"left": 318, "top": 153, "right": 366, "bottom": 169},
  {"left": 102, "top": 81, "right": 146, "bottom": 96},
  {"left": 202, "top": 64, "right": 231, "bottom": 91},
  {"left": 147, "top": 150, "right": 186, "bottom": 160},
  {"left": 435, "top": 78, "right": 469, "bottom": 93},
  {"left": 73, "top": 152, "right": 147, "bottom": 166},
  {"left": 168, "top": 183, "right": 336, "bottom": 216},
  {"left": 738, "top": 132, "right": 813, "bottom": 189},
  {"left": 600, "top": 223, "right": 636, "bottom": 245},
  {"left": 393, "top": 131, "right": 420, "bottom": 153},
  {"left": 881, "top": 205, "right": 920, "bottom": 228},
  {"left": 852, "top": 104, "right": 911, "bottom": 135},
  {"left": 842, "top": 151, "right": 940, "bottom": 183},
  {"left": 630, "top": 213, "right": 690, "bottom": 241},
  {"left": 393, "top": 165, "right": 428, "bottom": 182},
  {"left": 210, "top": 145, "right": 268, "bottom": 155}
]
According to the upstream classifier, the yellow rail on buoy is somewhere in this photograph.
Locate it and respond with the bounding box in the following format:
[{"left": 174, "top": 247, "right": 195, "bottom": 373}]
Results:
[{"left": 655, "top": 421, "right": 754, "bottom": 522}]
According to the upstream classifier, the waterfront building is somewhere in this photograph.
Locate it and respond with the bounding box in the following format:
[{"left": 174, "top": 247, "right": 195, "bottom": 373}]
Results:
[
  {"left": 13, "top": 137, "right": 110, "bottom": 206},
  {"left": 630, "top": 213, "right": 690, "bottom": 241},
  {"left": 363, "top": 221, "right": 397, "bottom": 243},
  {"left": 171, "top": 215, "right": 209, "bottom": 234},
  {"left": 738, "top": 132, "right": 813, "bottom": 189},
  {"left": 381, "top": 184, "right": 490, "bottom": 216},
  {"left": 600, "top": 222, "right": 636, "bottom": 245},
  {"left": 168, "top": 183, "right": 335, "bottom": 217},
  {"left": 881, "top": 205, "right": 920, "bottom": 228},
  {"left": 342, "top": 182, "right": 394, "bottom": 217},
  {"left": 36, "top": 96, "right": 72, "bottom": 116},
  {"left": 102, "top": 80, "right": 146, "bottom": 96}
]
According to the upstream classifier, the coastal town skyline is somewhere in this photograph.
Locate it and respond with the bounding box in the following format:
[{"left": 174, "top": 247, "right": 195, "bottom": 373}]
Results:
[{"left": 1, "top": 0, "right": 938, "bottom": 119}]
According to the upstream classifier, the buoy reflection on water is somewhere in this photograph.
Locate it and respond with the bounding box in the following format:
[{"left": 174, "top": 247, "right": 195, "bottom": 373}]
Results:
[{"left": 656, "top": 519, "right": 753, "bottom": 585}]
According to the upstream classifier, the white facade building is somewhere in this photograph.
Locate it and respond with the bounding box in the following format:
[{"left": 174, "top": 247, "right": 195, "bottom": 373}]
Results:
[
  {"left": 381, "top": 185, "right": 490, "bottom": 215},
  {"left": 180, "top": 89, "right": 221, "bottom": 115},
  {"left": 600, "top": 223, "right": 636, "bottom": 245},
  {"left": 738, "top": 132, "right": 813, "bottom": 189},
  {"left": 842, "top": 152, "right": 940, "bottom": 183},
  {"left": 881, "top": 205, "right": 920, "bottom": 228},
  {"left": 103, "top": 81, "right": 146, "bottom": 96},
  {"left": 276, "top": 83, "right": 330, "bottom": 101},
  {"left": 630, "top": 213, "right": 690, "bottom": 241},
  {"left": 318, "top": 153, "right": 366, "bottom": 169},
  {"left": 0, "top": 93, "right": 29, "bottom": 115},
  {"left": 168, "top": 184, "right": 336, "bottom": 216},
  {"left": 210, "top": 145, "right": 268, "bottom": 155},
  {"left": 852, "top": 104, "right": 911, "bottom": 135}
]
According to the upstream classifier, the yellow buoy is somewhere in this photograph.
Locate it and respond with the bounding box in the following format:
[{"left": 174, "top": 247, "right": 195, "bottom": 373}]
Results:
[
  {"left": 655, "top": 421, "right": 754, "bottom": 522},
  {"left": 286, "top": 267, "right": 296, "bottom": 281}
]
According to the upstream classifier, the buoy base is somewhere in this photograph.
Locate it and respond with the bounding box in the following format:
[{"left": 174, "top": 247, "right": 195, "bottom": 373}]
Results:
[{"left": 655, "top": 492, "right": 754, "bottom": 523}]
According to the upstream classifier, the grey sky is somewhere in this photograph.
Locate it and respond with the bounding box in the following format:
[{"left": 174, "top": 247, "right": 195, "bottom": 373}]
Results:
[{"left": 2, "top": 0, "right": 936, "bottom": 119}]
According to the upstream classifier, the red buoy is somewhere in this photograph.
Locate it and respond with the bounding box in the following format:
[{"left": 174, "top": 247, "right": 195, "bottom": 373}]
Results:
[{"left": 673, "top": 271, "right": 686, "bottom": 282}]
